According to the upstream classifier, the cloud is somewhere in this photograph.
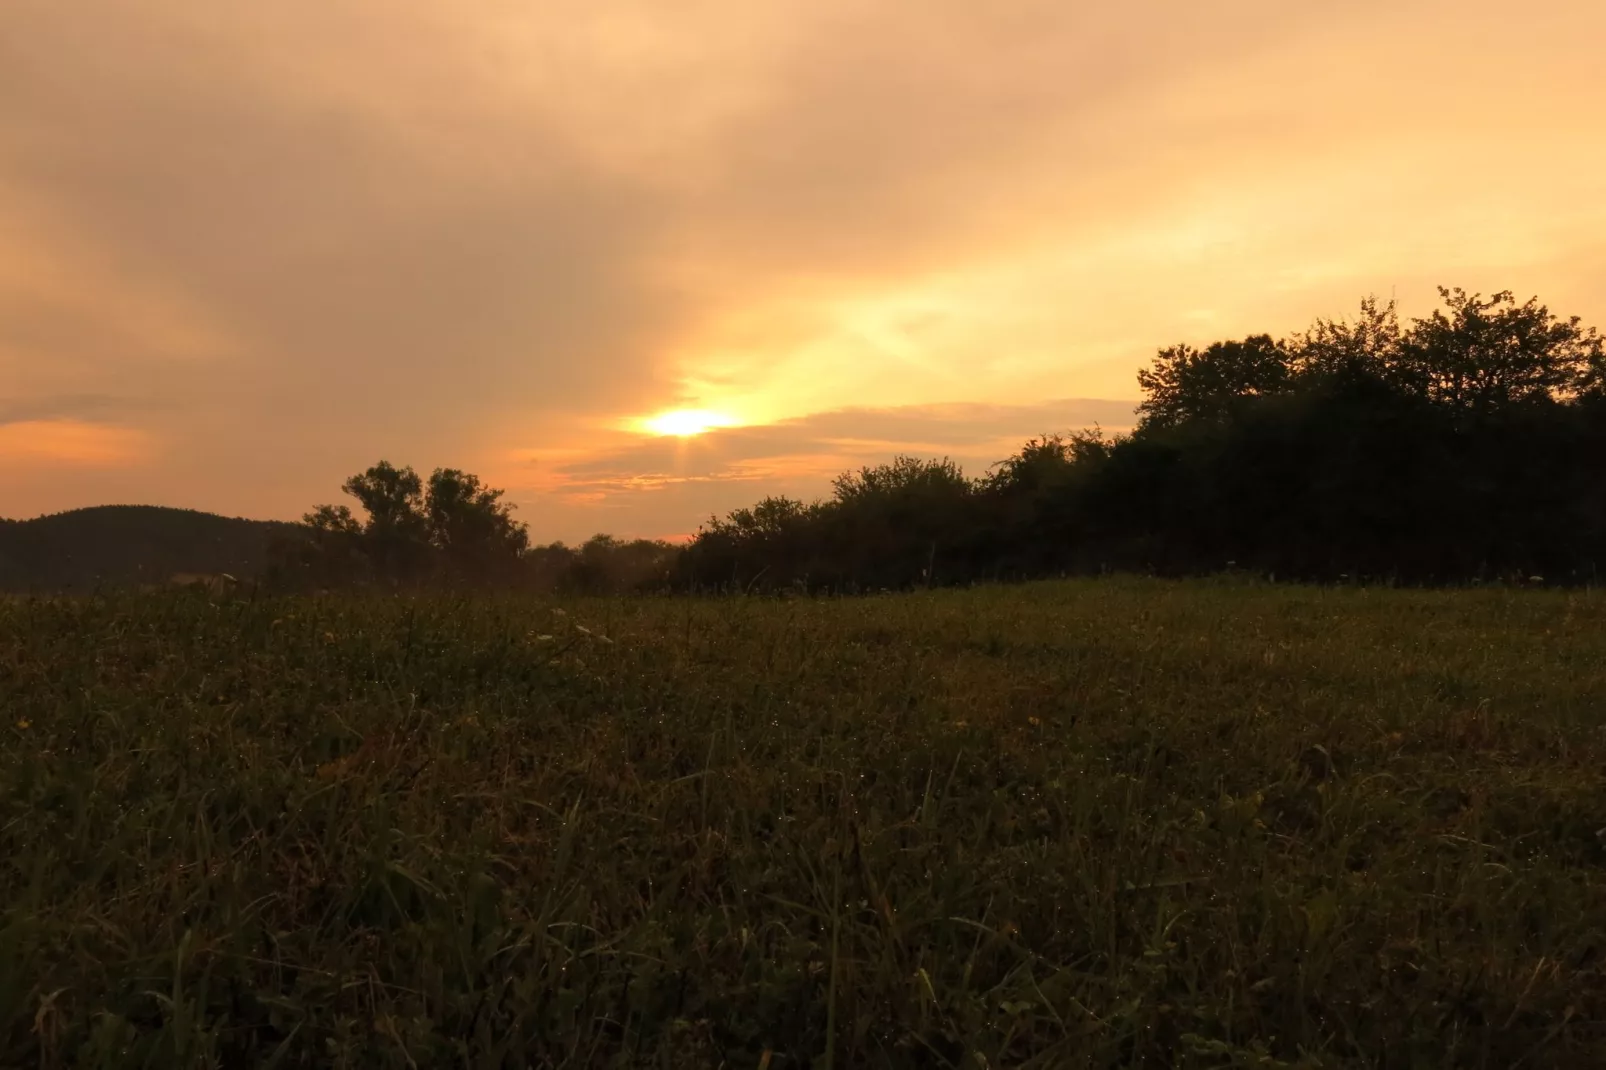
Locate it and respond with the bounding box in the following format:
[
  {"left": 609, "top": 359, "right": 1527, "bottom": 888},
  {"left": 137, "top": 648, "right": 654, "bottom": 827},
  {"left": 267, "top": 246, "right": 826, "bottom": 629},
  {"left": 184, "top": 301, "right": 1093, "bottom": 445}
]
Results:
[
  {"left": 0, "top": 394, "right": 139, "bottom": 426},
  {"left": 496, "top": 397, "right": 1136, "bottom": 540},
  {"left": 0, "top": 420, "right": 154, "bottom": 468},
  {"left": 0, "top": 1, "right": 689, "bottom": 439},
  {"left": 555, "top": 398, "right": 1138, "bottom": 484},
  {"left": 1, "top": 0, "right": 1603, "bottom": 535}
]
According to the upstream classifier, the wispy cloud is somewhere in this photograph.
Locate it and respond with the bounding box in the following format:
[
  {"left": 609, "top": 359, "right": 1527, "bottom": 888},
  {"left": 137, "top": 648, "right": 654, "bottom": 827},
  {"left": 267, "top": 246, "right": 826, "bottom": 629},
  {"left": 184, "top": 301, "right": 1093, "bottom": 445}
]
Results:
[{"left": 0, "top": 420, "right": 154, "bottom": 468}]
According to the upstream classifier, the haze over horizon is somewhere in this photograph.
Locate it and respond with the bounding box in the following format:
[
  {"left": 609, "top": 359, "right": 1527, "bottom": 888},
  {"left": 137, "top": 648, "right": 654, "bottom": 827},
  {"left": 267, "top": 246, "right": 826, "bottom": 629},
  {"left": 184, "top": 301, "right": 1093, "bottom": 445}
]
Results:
[{"left": 4, "top": 1, "right": 1604, "bottom": 542}]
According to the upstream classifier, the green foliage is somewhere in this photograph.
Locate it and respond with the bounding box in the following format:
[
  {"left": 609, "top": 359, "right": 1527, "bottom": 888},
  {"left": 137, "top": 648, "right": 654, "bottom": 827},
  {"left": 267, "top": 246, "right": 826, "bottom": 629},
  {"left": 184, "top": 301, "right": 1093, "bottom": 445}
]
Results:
[{"left": 4, "top": 581, "right": 1606, "bottom": 1066}]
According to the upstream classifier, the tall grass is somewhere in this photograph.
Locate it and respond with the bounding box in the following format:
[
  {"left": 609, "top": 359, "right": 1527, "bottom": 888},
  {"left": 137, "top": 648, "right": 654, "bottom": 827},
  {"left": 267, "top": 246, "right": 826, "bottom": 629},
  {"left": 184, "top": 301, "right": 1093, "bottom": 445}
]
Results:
[{"left": 3, "top": 579, "right": 1605, "bottom": 1067}]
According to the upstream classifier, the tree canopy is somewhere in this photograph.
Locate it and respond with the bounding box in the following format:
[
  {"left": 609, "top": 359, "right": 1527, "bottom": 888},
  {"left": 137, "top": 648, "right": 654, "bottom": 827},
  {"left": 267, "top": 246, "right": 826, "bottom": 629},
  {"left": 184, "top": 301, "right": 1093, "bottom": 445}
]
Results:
[{"left": 678, "top": 286, "right": 1606, "bottom": 590}]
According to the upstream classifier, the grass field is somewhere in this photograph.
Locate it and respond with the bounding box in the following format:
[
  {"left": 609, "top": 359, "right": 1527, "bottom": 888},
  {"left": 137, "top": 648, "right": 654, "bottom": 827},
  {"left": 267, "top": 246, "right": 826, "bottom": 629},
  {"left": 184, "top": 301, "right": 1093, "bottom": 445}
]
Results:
[{"left": 4, "top": 579, "right": 1606, "bottom": 1067}]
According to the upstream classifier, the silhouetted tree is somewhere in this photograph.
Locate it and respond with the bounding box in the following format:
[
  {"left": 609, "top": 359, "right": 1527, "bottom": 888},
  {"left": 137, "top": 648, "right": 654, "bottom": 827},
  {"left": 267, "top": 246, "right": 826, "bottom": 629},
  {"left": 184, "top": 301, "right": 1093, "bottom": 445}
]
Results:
[
  {"left": 304, "top": 503, "right": 362, "bottom": 537},
  {"left": 329, "top": 461, "right": 430, "bottom": 580},
  {"left": 1392, "top": 288, "right": 1602, "bottom": 414},
  {"left": 562, "top": 534, "right": 680, "bottom": 593},
  {"left": 1136, "top": 334, "right": 1292, "bottom": 430},
  {"left": 679, "top": 286, "right": 1606, "bottom": 591},
  {"left": 678, "top": 497, "right": 824, "bottom": 591},
  {"left": 341, "top": 462, "right": 426, "bottom": 537},
  {"left": 295, "top": 503, "right": 368, "bottom": 586},
  {"left": 827, "top": 456, "right": 978, "bottom": 589},
  {"left": 1290, "top": 295, "right": 1403, "bottom": 385},
  {"left": 424, "top": 467, "right": 529, "bottom": 580},
  {"left": 290, "top": 461, "right": 532, "bottom": 587}
]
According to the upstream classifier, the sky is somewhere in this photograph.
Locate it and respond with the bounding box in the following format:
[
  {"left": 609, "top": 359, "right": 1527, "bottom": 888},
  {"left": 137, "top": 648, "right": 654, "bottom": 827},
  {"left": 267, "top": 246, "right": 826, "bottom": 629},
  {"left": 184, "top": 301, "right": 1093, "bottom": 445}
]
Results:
[{"left": 3, "top": 0, "right": 1604, "bottom": 542}]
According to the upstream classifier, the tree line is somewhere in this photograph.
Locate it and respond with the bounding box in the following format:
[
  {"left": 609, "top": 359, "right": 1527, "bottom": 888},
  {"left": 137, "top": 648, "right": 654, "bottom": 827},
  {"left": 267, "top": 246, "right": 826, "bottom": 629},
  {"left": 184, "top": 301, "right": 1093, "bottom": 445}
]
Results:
[
  {"left": 279, "top": 286, "right": 1605, "bottom": 593},
  {"left": 273, "top": 463, "right": 678, "bottom": 593},
  {"left": 676, "top": 287, "right": 1606, "bottom": 590}
]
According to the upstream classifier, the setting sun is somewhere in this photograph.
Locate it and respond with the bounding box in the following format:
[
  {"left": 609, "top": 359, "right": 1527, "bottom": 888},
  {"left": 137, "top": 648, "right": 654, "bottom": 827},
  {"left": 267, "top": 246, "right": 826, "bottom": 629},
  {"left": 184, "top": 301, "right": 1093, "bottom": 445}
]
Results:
[{"left": 641, "top": 409, "right": 737, "bottom": 437}]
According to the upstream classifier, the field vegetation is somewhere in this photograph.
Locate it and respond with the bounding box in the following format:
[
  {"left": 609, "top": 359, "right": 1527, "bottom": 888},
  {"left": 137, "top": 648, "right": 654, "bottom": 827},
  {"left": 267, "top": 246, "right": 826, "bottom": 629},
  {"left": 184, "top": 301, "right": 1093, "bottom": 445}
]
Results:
[{"left": 5, "top": 579, "right": 1605, "bottom": 1066}]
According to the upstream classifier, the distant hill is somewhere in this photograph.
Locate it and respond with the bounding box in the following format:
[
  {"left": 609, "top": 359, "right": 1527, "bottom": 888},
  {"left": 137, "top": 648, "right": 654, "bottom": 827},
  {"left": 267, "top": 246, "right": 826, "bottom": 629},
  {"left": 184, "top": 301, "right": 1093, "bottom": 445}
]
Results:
[{"left": 0, "top": 506, "right": 300, "bottom": 592}]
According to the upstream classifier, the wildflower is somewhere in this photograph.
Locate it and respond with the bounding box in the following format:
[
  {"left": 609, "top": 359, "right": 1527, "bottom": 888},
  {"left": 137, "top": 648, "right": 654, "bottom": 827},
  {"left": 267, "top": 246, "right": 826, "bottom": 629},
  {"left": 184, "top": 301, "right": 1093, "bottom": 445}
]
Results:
[
  {"left": 15, "top": 719, "right": 29, "bottom": 730},
  {"left": 1027, "top": 716, "right": 1042, "bottom": 727}
]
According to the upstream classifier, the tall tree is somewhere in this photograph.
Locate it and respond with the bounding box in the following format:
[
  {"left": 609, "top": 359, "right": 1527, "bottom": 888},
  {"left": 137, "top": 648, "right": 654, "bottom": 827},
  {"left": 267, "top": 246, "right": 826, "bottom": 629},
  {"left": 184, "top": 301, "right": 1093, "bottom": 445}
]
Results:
[
  {"left": 299, "top": 461, "right": 527, "bottom": 585},
  {"left": 340, "top": 462, "right": 427, "bottom": 538},
  {"left": 336, "top": 461, "right": 429, "bottom": 579},
  {"left": 424, "top": 467, "right": 529, "bottom": 575}
]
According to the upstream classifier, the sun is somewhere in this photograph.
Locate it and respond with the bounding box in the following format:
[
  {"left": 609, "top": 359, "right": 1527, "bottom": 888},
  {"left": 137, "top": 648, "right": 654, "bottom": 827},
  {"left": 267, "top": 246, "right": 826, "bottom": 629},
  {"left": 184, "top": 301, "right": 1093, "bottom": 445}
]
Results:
[{"left": 641, "top": 409, "right": 736, "bottom": 437}]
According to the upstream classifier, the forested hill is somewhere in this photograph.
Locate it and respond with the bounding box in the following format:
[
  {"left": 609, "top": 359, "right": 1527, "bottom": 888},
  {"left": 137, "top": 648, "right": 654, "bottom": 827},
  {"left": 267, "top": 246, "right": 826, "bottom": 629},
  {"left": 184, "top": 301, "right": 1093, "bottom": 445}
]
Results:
[{"left": 0, "top": 506, "right": 298, "bottom": 592}]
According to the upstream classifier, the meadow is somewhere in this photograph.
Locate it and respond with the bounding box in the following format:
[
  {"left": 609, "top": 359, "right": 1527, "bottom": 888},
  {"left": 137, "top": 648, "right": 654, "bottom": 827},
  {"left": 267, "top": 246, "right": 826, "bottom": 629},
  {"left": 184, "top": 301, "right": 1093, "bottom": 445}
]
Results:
[{"left": 3, "top": 579, "right": 1605, "bottom": 1068}]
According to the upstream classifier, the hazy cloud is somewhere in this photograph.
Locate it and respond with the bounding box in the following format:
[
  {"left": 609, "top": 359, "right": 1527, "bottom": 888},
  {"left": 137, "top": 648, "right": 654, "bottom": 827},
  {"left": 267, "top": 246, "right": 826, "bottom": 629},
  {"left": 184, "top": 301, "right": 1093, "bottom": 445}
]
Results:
[
  {"left": 2, "top": 0, "right": 1603, "bottom": 531},
  {"left": 0, "top": 394, "right": 142, "bottom": 427},
  {"left": 0, "top": 420, "right": 154, "bottom": 468}
]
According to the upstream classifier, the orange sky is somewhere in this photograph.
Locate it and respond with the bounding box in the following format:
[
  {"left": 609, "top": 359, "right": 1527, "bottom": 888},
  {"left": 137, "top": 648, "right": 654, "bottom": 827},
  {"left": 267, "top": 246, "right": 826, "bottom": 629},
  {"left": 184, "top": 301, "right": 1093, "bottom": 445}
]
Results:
[{"left": 4, "top": 0, "right": 1604, "bottom": 541}]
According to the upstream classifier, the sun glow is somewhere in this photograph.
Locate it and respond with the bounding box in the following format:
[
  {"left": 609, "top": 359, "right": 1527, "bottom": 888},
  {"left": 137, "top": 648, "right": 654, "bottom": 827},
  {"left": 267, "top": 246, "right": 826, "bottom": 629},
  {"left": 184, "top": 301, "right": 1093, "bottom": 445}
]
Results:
[{"left": 640, "top": 409, "right": 737, "bottom": 437}]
